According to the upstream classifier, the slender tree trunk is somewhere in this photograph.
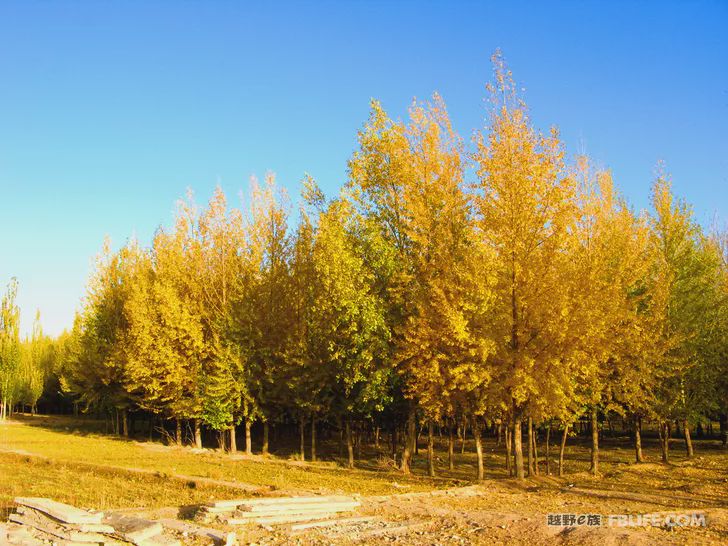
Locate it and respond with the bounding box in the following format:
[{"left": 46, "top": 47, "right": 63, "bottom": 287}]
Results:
[
  {"left": 229, "top": 425, "right": 237, "bottom": 454},
  {"left": 634, "top": 415, "right": 643, "bottom": 463},
  {"left": 683, "top": 419, "right": 694, "bottom": 458},
  {"left": 497, "top": 422, "right": 502, "bottom": 446},
  {"left": 545, "top": 423, "right": 551, "bottom": 475},
  {"left": 590, "top": 408, "right": 599, "bottom": 476},
  {"left": 391, "top": 423, "right": 398, "bottom": 462},
  {"left": 262, "top": 421, "right": 269, "bottom": 455},
  {"left": 460, "top": 419, "right": 467, "bottom": 454},
  {"left": 473, "top": 417, "right": 484, "bottom": 481},
  {"left": 513, "top": 413, "right": 524, "bottom": 480},
  {"left": 448, "top": 422, "right": 455, "bottom": 471},
  {"left": 720, "top": 413, "right": 727, "bottom": 448},
  {"left": 355, "top": 423, "right": 362, "bottom": 460},
  {"left": 338, "top": 418, "right": 344, "bottom": 457},
  {"left": 175, "top": 418, "right": 182, "bottom": 446},
  {"left": 346, "top": 420, "right": 354, "bottom": 469},
  {"left": 533, "top": 424, "right": 539, "bottom": 476},
  {"left": 659, "top": 421, "right": 670, "bottom": 463},
  {"left": 122, "top": 409, "right": 129, "bottom": 437},
  {"left": 527, "top": 415, "right": 534, "bottom": 476},
  {"left": 245, "top": 418, "right": 252, "bottom": 455},
  {"left": 558, "top": 423, "right": 569, "bottom": 477},
  {"left": 311, "top": 415, "right": 317, "bottom": 462},
  {"left": 299, "top": 418, "right": 305, "bottom": 462},
  {"left": 374, "top": 426, "right": 380, "bottom": 449},
  {"left": 194, "top": 418, "right": 202, "bottom": 449},
  {"left": 505, "top": 418, "right": 512, "bottom": 476},
  {"left": 401, "top": 406, "right": 415, "bottom": 474},
  {"left": 217, "top": 430, "right": 225, "bottom": 451},
  {"left": 427, "top": 421, "right": 435, "bottom": 477}
]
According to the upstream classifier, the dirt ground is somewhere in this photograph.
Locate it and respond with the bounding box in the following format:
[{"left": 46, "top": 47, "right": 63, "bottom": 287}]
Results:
[
  {"left": 132, "top": 468, "right": 728, "bottom": 546},
  {"left": 2, "top": 416, "right": 727, "bottom": 545}
]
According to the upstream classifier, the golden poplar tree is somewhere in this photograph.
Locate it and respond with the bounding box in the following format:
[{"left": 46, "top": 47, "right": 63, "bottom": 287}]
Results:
[
  {"left": 123, "top": 231, "right": 207, "bottom": 446},
  {"left": 391, "top": 96, "right": 496, "bottom": 479},
  {"left": 473, "top": 53, "right": 576, "bottom": 479}
]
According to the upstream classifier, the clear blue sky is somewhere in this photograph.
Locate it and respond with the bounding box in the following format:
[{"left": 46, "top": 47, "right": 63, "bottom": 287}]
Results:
[{"left": 1, "top": 1, "right": 726, "bottom": 336}]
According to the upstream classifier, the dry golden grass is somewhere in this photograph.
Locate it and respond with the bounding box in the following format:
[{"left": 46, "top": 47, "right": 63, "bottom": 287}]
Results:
[{"left": 1, "top": 415, "right": 726, "bottom": 545}]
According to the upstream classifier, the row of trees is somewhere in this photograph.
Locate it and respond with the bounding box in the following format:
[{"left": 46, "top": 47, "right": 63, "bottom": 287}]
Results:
[
  {"left": 0, "top": 280, "right": 59, "bottom": 419},
  {"left": 3, "top": 54, "right": 726, "bottom": 479}
]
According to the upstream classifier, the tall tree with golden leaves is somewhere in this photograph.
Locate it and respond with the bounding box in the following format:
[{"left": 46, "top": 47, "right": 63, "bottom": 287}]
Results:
[{"left": 473, "top": 52, "right": 576, "bottom": 479}]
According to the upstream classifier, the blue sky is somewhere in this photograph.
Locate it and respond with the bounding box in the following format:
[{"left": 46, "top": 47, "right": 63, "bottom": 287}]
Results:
[{"left": 1, "top": 1, "right": 726, "bottom": 336}]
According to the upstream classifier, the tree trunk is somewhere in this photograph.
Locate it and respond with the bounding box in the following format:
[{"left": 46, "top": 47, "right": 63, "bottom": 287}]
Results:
[
  {"left": 374, "top": 425, "right": 380, "bottom": 449},
  {"left": 217, "top": 430, "right": 226, "bottom": 451},
  {"left": 473, "top": 417, "right": 484, "bottom": 481},
  {"left": 311, "top": 415, "right": 317, "bottom": 462},
  {"left": 299, "top": 418, "right": 305, "bottom": 462},
  {"left": 683, "top": 419, "right": 694, "bottom": 458},
  {"left": 527, "top": 415, "right": 534, "bottom": 477},
  {"left": 513, "top": 414, "right": 524, "bottom": 480},
  {"left": 121, "top": 409, "right": 129, "bottom": 437},
  {"left": 448, "top": 422, "right": 455, "bottom": 471},
  {"left": 460, "top": 420, "right": 466, "bottom": 454},
  {"left": 659, "top": 421, "right": 670, "bottom": 463},
  {"left": 505, "top": 418, "right": 512, "bottom": 476},
  {"left": 532, "top": 423, "right": 539, "bottom": 476},
  {"left": 720, "top": 413, "right": 728, "bottom": 448},
  {"left": 401, "top": 406, "right": 415, "bottom": 474},
  {"left": 558, "top": 423, "right": 569, "bottom": 477},
  {"left": 245, "top": 419, "right": 252, "bottom": 455},
  {"left": 545, "top": 423, "right": 551, "bottom": 475},
  {"left": 634, "top": 415, "right": 643, "bottom": 463},
  {"left": 590, "top": 408, "right": 599, "bottom": 476},
  {"left": 338, "top": 418, "right": 344, "bottom": 457},
  {"left": 391, "top": 423, "right": 398, "bottom": 462},
  {"left": 262, "top": 421, "right": 269, "bottom": 455},
  {"left": 427, "top": 421, "right": 435, "bottom": 477},
  {"left": 194, "top": 418, "right": 202, "bottom": 449},
  {"left": 229, "top": 425, "right": 237, "bottom": 453},
  {"left": 175, "top": 418, "right": 182, "bottom": 446},
  {"left": 355, "top": 423, "right": 362, "bottom": 460},
  {"left": 346, "top": 420, "right": 354, "bottom": 469}
]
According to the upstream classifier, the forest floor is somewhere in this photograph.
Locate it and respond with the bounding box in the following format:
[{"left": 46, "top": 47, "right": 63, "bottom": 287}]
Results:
[{"left": 0, "top": 414, "right": 726, "bottom": 545}]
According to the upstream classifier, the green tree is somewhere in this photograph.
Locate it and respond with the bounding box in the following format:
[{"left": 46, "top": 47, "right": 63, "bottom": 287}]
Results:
[{"left": 0, "top": 278, "right": 21, "bottom": 420}]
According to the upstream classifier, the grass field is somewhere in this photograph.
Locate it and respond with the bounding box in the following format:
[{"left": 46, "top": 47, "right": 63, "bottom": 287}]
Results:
[{"left": 1, "top": 414, "right": 727, "bottom": 544}]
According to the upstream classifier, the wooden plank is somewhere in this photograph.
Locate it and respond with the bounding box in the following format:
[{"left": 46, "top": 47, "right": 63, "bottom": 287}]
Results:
[
  {"left": 5, "top": 523, "right": 45, "bottom": 546},
  {"left": 14, "top": 498, "right": 103, "bottom": 525},
  {"left": 227, "top": 512, "right": 347, "bottom": 526},
  {"left": 10, "top": 510, "right": 111, "bottom": 543},
  {"left": 230, "top": 505, "right": 357, "bottom": 519},
  {"left": 200, "top": 505, "right": 236, "bottom": 514},
  {"left": 103, "top": 513, "right": 163, "bottom": 543},
  {"left": 290, "top": 516, "right": 377, "bottom": 531},
  {"left": 75, "top": 522, "right": 117, "bottom": 534}
]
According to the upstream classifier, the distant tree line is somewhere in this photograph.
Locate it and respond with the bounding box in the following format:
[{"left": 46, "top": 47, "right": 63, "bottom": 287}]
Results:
[{"left": 1, "top": 54, "right": 726, "bottom": 479}]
